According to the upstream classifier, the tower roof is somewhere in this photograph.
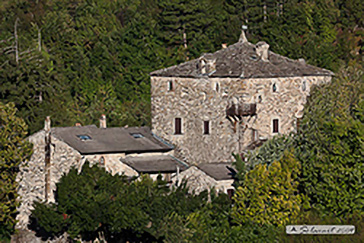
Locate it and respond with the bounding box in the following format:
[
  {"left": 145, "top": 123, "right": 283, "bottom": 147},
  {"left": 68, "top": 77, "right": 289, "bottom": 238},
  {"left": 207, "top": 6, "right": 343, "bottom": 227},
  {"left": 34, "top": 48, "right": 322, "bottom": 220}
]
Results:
[{"left": 150, "top": 41, "right": 333, "bottom": 79}]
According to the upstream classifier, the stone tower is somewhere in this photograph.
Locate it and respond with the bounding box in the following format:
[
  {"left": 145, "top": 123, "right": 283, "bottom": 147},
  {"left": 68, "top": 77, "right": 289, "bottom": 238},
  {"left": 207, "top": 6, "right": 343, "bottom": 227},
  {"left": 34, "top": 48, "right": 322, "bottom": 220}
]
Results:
[{"left": 150, "top": 32, "right": 333, "bottom": 164}]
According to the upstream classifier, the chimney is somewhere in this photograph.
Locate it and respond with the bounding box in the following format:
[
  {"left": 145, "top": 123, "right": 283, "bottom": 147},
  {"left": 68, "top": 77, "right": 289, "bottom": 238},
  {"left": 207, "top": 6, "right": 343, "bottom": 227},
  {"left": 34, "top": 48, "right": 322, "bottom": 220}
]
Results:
[
  {"left": 239, "top": 25, "right": 248, "bottom": 43},
  {"left": 44, "top": 116, "right": 51, "bottom": 132},
  {"left": 255, "top": 41, "right": 270, "bottom": 62},
  {"left": 222, "top": 43, "right": 227, "bottom": 49},
  {"left": 99, "top": 114, "right": 107, "bottom": 128}
]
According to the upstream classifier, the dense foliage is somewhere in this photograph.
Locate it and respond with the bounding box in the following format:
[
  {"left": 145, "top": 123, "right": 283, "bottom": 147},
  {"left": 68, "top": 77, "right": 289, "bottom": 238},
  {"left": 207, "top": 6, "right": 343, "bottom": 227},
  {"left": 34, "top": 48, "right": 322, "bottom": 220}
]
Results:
[
  {"left": 232, "top": 151, "right": 308, "bottom": 226},
  {"left": 30, "top": 162, "right": 280, "bottom": 242},
  {"left": 0, "top": 102, "right": 32, "bottom": 241},
  {"left": 30, "top": 162, "right": 215, "bottom": 241},
  {"left": 0, "top": 0, "right": 363, "bottom": 133},
  {"left": 230, "top": 67, "right": 364, "bottom": 242},
  {"left": 246, "top": 134, "right": 294, "bottom": 170},
  {"left": 296, "top": 67, "right": 364, "bottom": 217}
]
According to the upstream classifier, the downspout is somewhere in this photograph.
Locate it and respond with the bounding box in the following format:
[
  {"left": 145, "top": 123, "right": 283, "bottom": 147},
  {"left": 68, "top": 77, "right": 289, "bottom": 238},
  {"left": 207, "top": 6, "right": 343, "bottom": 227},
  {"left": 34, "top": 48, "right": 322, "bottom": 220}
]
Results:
[{"left": 44, "top": 116, "right": 51, "bottom": 202}]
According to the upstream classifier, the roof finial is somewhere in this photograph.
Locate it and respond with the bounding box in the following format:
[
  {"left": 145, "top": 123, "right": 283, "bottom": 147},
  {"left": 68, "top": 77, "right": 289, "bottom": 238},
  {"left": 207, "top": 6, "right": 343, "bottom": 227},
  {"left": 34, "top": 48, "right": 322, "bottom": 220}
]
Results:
[{"left": 239, "top": 25, "right": 248, "bottom": 43}]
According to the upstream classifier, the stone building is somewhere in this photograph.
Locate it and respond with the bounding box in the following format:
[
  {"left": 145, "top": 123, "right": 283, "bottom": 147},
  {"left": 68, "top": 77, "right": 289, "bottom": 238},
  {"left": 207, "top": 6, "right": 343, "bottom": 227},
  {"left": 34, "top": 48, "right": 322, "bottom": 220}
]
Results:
[
  {"left": 173, "top": 163, "right": 235, "bottom": 195},
  {"left": 150, "top": 30, "right": 333, "bottom": 164},
  {"left": 16, "top": 117, "right": 187, "bottom": 230}
]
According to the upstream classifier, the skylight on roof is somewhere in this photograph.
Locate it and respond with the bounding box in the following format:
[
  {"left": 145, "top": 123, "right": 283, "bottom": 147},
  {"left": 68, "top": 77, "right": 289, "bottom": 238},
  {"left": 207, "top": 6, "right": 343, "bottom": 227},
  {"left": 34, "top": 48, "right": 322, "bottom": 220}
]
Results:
[
  {"left": 77, "top": 134, "right": 92, "bottom": 141},
  {"left": 130, "top": 133, "right": 144, "bottom": 138}
]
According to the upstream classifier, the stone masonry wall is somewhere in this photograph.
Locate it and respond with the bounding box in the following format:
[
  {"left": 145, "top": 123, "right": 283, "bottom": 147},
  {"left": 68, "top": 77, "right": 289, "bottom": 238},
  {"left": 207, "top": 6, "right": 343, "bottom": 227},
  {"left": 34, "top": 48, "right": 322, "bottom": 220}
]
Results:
[
  {"left": 151, "top": 75, "right": 331, "bottom": 164},
  {"left": 237, "top": 75, "right": 331, "bottom": 149},
  {"left": 152, "top": 76, "right": 246, "bottom": 164},
  {"left": 16, "top": 131, "right": 82, "bottom": 230}
]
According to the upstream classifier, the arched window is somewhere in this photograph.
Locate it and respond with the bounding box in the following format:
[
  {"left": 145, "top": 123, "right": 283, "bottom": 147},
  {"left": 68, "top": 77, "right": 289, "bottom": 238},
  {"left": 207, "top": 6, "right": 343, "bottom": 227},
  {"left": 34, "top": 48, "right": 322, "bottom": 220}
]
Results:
[
  {"left": 215, "top": 82, "right": 220, "bottom": 92},
  {"left": 302, "top": 80, "right": 306, "bottom": 91},
  {"left": 99, "top": 156, "right": 105, "bottom": 166},
  {"left": 258, "top": 95, "right": 262, "bottom": 103},
  {"left": 272, "top": 83, "right": 277, "bottom": 92},
  {"left": 168, "top": 81, "right": 173, "bottom": 91}
]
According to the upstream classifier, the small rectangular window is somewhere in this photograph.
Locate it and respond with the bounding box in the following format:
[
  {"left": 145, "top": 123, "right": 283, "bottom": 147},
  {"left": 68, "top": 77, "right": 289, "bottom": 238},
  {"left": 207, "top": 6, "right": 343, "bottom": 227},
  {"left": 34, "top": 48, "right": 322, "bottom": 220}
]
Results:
[
  {"left": 203, "top": 121, "right": 209, "bottom": 135},
  {"left": 175, "top": 118, "right": 182, "bottom": 134},
  {"left": 168, "top": 81, "right": 173, "bottom": 91},
  {"left": 273, "top": 119, "right": 279, "bottom": 133}
]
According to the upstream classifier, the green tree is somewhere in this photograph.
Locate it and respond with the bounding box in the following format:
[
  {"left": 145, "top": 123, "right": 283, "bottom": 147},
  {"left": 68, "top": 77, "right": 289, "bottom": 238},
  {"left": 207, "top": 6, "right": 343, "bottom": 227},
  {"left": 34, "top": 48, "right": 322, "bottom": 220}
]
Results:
[
  {"left": 0, "top": 102, "right": 32, "bottom": 240},
  {"left": 246, "top": 134, "right": 294, "bottom": 170},
  {"left": 31, "top": 162, "right": 210, "bottom": 241},
  {"left": 296, "top": 66, "right": 364, "bottom": 217},
  {"left": 232, "top": 151, "right": 308, "bottom": 226}
]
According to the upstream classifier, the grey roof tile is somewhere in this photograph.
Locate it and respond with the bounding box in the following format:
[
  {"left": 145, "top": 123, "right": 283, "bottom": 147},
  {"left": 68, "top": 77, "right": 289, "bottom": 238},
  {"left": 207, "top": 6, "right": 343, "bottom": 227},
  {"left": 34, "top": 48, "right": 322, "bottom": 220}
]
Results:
[
  {"left": 197, "top": 162, "right": 236, "bottom": 181},
  {"left": 150, "top": 42, "right": 333, "bottom": 78},
  {"left": 51, "top": 126, "right": 173, "bottom": 154},
  {"left": 121, "top": 155, "right": 188, "bottom": 173}
]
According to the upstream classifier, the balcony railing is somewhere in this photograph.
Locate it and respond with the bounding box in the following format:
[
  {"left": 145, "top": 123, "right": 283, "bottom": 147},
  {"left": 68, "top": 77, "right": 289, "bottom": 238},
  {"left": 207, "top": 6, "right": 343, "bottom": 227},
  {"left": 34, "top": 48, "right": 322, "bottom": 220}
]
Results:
[{"left": 226, "top": 103, "right": 257, "bottom": 117}]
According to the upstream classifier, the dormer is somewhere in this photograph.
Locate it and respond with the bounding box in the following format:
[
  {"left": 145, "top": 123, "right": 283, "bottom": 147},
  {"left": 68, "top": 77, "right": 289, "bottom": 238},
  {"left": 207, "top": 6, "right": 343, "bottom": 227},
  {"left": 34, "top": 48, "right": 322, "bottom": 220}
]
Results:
[
  {"left": 254, "top": 41, "right": 270, "bottom": 62},
  {"left": 199, "top": 54, "right": 216, "bottom": 75}
]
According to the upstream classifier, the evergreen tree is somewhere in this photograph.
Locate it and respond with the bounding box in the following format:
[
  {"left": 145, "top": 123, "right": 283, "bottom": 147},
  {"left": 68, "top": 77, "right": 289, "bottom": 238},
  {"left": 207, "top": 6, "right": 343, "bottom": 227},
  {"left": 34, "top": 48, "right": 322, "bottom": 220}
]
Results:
[{"left": 0, "top": 102, "right": 32, "bottom": 240}]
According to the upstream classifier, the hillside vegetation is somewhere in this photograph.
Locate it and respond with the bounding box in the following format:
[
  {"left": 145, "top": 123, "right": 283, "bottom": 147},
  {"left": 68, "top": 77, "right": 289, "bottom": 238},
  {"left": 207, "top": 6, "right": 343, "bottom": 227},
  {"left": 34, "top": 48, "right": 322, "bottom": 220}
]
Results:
[{"left": 0, "top": 0, "right": 363, "bottom": 133}]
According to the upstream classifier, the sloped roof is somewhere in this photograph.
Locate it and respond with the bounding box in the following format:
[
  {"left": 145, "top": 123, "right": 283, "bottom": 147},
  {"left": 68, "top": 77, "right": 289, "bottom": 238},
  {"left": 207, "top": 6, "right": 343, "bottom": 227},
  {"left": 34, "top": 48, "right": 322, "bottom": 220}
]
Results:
[
  {"left": 121, "top": 155, "right": 188, "bottom": 173},
  {"left": 52, "top": 126, "right": 173, "bottom": 154},
  {"left": 150, "top": 41, "right": 333, "bottom": 78},
  {"left": 197, "top": 162, "right": 236, "bottom": 181}
]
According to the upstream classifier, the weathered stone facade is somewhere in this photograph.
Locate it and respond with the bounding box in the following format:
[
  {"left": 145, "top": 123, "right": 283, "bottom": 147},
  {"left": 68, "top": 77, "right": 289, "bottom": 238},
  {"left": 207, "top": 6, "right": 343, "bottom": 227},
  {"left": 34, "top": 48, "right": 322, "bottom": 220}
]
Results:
[
  {"left": 16, "top": 131, "right": 81, "bottom": 230},
  {"left": 151, "top": 75, "right": 331, "bottom": 164}
]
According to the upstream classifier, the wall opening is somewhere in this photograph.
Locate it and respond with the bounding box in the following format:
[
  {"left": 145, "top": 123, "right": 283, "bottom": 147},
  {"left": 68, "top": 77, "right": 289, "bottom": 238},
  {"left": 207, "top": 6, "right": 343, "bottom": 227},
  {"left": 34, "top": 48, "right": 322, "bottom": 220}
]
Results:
[
  {"left": 272, "top": 83, "right": 277, "bottom": 92},
  {"left": 203, "top": 121, "right": 210, "bottom": 135},
  {"left": 273, "top": 119, "right": 279, "bottom": 133},
  {"left": 175, "top": 118, "right": 182, "bottom": 135},
  {"left": 168, "top": 80, "right": 174, "bottom": 91}
]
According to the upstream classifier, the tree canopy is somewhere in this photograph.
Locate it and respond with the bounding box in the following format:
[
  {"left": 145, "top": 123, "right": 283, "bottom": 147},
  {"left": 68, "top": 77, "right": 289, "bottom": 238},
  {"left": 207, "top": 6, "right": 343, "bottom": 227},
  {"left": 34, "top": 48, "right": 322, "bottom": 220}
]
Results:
[
  {"left": 0, "top": 0, "right": 363, "bottom": 133},
  {"left": 0, "top": 102, "right": 32, "bottom": 241}
]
